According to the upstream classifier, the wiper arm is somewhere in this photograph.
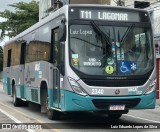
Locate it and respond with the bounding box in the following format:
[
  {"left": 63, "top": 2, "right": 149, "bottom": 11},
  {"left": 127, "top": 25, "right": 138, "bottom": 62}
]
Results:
[
  {"left": 90, "top": 21, "right": 111, "bottom": 46},
  {"left": 121, "top": 24, "right": 135, "bottom": 44}
]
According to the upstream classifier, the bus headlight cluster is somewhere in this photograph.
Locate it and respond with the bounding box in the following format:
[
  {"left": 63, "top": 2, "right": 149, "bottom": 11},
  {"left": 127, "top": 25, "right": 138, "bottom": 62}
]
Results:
[
  {"left": 68, "top": 77, "right": 88, "bottom": 96},
  {"left": 144, "top": 79, "right": 156, "bottom": 95}
]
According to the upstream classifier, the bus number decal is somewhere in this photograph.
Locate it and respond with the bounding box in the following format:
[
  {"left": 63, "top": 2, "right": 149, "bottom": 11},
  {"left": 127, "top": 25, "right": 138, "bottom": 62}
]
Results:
[
  {"left": 80, "top": 10, "right": 92, "bottom": 19},
  {"left": 91, "top": 89, "right": 104, "bottom": 95}
]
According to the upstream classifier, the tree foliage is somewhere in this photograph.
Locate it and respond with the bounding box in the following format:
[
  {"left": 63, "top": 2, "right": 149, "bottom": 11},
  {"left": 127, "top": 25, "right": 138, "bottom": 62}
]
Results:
[{"left": 0, "top": 0, "right": 39, "bottom": 40}]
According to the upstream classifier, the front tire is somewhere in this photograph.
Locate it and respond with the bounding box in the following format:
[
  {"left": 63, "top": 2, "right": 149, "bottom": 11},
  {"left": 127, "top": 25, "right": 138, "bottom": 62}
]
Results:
[
  {"left": 40, "top": 83, "right": 61, "bottom": 120},
  {"left": 47, "top": 108, "right": 61, "bottom": 120}
]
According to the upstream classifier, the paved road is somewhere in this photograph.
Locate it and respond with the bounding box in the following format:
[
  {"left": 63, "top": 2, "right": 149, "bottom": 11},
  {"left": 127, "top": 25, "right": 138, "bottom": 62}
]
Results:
[{"left": 0, "top": 83, "right": 160, "bottom": 132}]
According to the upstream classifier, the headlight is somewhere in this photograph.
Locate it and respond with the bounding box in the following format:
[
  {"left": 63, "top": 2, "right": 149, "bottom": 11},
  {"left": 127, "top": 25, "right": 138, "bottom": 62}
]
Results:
[
  {"left": 144, "top": 79, "right": 156, "bottom": 95},
  {"left": 68, "top": 77, "right": 88, "bottom": 96}
]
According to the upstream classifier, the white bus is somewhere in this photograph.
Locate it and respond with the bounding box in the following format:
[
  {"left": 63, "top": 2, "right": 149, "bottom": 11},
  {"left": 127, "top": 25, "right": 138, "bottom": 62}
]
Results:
[{"left": 3, "top": 4, "right": 156, "bottom": 120}]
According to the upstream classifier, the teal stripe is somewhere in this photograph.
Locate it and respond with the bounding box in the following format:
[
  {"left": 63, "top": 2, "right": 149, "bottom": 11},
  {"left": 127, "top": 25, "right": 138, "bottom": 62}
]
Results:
[
  {"left": 15, "top": 85, "right": 25, "bottom": 98},
  {"left": 3, "top": 83, "right": 156, "bottom": 112},
  {"left": 47, "top": 89, "right": 156, "bottom": 112},
  {"left": 24, "top": 86, "right": 40, "bottom": 104},
  {"left": 48, "top": 89, "right": 63, "bottom": 109},
  {"left": 7, "top": 78, "right": 11, "bottom": 95},
  {"left": 62, "top": 90, "right": 156, "bottom": 112},
  {"left": 48, "top": 88, "right": 53, "bottom": 107}
]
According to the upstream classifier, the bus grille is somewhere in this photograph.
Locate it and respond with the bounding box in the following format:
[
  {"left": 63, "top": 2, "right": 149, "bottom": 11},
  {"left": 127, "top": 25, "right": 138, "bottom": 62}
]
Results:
[
  {"left": 92, "top": 99, "right": 141, "bottom": 109},
  {"left": 31, "top": 89, "right": 38, "bottom": 102},
  {"left": 82, "top": 79, "right": 147, "bottom": 87}
]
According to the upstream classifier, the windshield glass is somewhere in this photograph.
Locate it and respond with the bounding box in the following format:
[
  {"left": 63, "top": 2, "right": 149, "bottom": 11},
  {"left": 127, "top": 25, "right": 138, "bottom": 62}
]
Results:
[{"left": 69, "top": 22, "right": 154, "bottom": 76}]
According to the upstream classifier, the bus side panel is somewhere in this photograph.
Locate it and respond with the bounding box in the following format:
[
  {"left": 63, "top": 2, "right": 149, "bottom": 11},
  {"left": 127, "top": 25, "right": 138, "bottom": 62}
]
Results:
[
  {"left": 9, "top": 65, "right": 25, "bottom": 99},
  {"left": 24, "top": 86, "right": 40, "bottom": 104},
  {"left": 3, "top": 67, "right": 11, "bottom": 95},
  {"left": 24, "top": 62, "right": 40, "bottom": 104},
  {"left": 18, "top": 64, "right": 25, "bottom": 99},
  {"left": 3, "top": 68, "right": 7, "bottom": 93},
  {"left": 24, "top": 61, "right": 51, "bottom": 104},
  {"left": 22, "top": 61, "right": 64, "bottom": 109}
]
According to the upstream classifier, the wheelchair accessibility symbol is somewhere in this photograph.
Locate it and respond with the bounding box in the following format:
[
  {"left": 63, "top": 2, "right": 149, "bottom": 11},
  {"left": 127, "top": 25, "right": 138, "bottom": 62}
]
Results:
[
  {"left": 120, "top": 62, "right": 129, "bottom": 73},
  {"left": 118, "top": 61, "right": 131, "bottom": 74}
]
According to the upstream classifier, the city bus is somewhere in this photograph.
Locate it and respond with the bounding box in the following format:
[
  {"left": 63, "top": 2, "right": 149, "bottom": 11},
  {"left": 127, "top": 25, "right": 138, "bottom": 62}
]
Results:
[{"left": 3, "top": 4, "right": 156, "bottom": 120}]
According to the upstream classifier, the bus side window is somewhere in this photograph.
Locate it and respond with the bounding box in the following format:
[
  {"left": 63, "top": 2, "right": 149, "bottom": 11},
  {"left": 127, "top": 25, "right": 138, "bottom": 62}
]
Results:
[
  {"left": 25, "top": 42, "right": 37, "bottom": 63},
  {"left": 37, "top": 42, "right": 50, "bottom": 61},
  {"left": 53, "top": 31, "right": 59, "bottom": 67},
  {"left": 7, "top": 49, "right": 12, "bottom": 67},
  {"left": 25, "top": 45, "right": 30, "bottom": 63},
  {"left": 20, "top": 42, "right": 26, "bottom": 64}
]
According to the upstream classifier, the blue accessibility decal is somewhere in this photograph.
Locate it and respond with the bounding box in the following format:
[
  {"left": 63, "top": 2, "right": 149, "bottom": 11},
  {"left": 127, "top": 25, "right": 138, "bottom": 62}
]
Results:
[{"left": 118, "top": 61, "right": 137, "bottom": 74}]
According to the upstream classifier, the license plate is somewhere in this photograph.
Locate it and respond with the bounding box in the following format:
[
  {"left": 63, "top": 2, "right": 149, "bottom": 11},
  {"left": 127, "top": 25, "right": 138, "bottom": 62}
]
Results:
[{"left": 109, "top": 105, "right": 125, "bottom": 110}]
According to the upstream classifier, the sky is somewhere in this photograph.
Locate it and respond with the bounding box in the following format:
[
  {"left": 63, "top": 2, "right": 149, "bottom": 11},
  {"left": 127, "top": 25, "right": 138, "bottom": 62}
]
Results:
[
  {"left": 0, "top": 0, "right": 32, "bottom": 11},
  {"left": 0, "top": 0, "right": 32, "bottom": 46}
]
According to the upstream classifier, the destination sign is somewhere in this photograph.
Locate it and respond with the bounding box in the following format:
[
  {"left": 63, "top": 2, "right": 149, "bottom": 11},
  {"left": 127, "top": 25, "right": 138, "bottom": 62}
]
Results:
[
  {"left": 80, "top": 10, "right": 129, "bottom": 21},
  {"left": 69, "top": 7, "right": 149, "bottom": 22}
]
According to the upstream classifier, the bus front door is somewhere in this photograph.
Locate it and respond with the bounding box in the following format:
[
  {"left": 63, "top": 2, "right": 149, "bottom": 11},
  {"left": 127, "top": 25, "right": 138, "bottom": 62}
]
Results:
[{"left": 52, "top": 29, "right": 60, "bottom": 108}]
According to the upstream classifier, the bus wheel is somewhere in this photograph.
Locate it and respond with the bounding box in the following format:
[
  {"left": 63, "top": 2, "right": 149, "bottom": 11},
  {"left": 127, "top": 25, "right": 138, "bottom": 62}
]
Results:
[
  {"left": 108, "top": 114, "right": 122, "bottom": 120},
  {"left": 47, "top": 108, "right": 61, "bottom": 120},
  {"left": 12, "top": 85, "right": 22, "bottom": 106},
  {"left": 41, "top": 82, "right": 49, "bottom": 113}
]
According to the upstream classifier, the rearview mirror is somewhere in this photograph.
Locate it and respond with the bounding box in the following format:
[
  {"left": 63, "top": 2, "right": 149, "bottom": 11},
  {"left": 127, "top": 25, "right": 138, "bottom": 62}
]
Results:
[{"left": 58, "top": 24, "right": 66, "bottom": 42}]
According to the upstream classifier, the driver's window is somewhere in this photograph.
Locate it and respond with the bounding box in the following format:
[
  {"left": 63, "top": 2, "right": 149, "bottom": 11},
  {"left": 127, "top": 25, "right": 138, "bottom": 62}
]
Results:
[{"left": 53, "top": 29, "right": 59, "bottom": 67}]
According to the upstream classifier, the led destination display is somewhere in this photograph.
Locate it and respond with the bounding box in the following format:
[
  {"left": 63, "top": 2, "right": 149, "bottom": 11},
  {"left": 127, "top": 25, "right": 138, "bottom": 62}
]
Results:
[{"left": 69, "top": 7, "right": 150, "bottom": 22}]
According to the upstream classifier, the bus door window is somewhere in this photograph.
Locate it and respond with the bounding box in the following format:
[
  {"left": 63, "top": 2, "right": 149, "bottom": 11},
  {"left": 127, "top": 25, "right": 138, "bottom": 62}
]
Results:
[
  {"left": 53, "top": 32, "right": 59, "bottom": 67},
  {"left": 52, "top": 28, "right": 60, "bottom": 107}
]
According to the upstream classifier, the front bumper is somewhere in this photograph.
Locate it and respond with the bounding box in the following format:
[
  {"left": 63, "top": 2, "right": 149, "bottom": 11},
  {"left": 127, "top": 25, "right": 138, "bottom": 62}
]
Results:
[{"left": 63, "top": 90, "right": 156, "bottom": 111}]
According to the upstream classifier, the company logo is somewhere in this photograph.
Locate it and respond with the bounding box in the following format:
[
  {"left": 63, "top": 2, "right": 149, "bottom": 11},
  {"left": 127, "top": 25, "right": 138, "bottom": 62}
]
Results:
[{"left": 115, "top": 89, "right": 120, "bottom": 95}]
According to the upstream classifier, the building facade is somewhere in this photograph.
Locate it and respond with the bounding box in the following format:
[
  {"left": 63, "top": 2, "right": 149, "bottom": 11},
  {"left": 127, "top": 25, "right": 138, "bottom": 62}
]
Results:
[{"left": 39, "top": 0, "right": 111, "bottom": 20}]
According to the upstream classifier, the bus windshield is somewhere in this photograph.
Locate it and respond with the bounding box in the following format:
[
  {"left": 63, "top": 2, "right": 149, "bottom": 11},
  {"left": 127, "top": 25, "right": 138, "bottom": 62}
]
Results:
[{"left": 69, "top": 22, "right": 154, "bottom": 76}]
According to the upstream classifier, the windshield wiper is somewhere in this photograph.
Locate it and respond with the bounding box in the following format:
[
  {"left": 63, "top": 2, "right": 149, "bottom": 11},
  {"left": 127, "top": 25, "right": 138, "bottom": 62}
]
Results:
[
  {"left": 90, "top": 21, "right": 111, "bottom": 55},
  {"left": 120, "top": 24, "right": 135, "bottom": 44},
  {"left": 90, "top": 21, "right": 111, "bottom": 45}
]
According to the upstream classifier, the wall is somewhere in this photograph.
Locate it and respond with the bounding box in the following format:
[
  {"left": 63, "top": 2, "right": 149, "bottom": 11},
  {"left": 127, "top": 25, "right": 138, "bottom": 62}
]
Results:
[{"left": 39, "top": 0, "right": 111, "bottom": 20}]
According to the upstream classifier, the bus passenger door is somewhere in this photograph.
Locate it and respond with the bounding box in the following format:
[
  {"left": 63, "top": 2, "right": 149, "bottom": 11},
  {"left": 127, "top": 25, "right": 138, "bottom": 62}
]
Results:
[
  {"left": 52, "top": 29, "right": 61, "bottom": 108},
  {"left": 20, "top": 42, "right": 26, "bottom": 99}
]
